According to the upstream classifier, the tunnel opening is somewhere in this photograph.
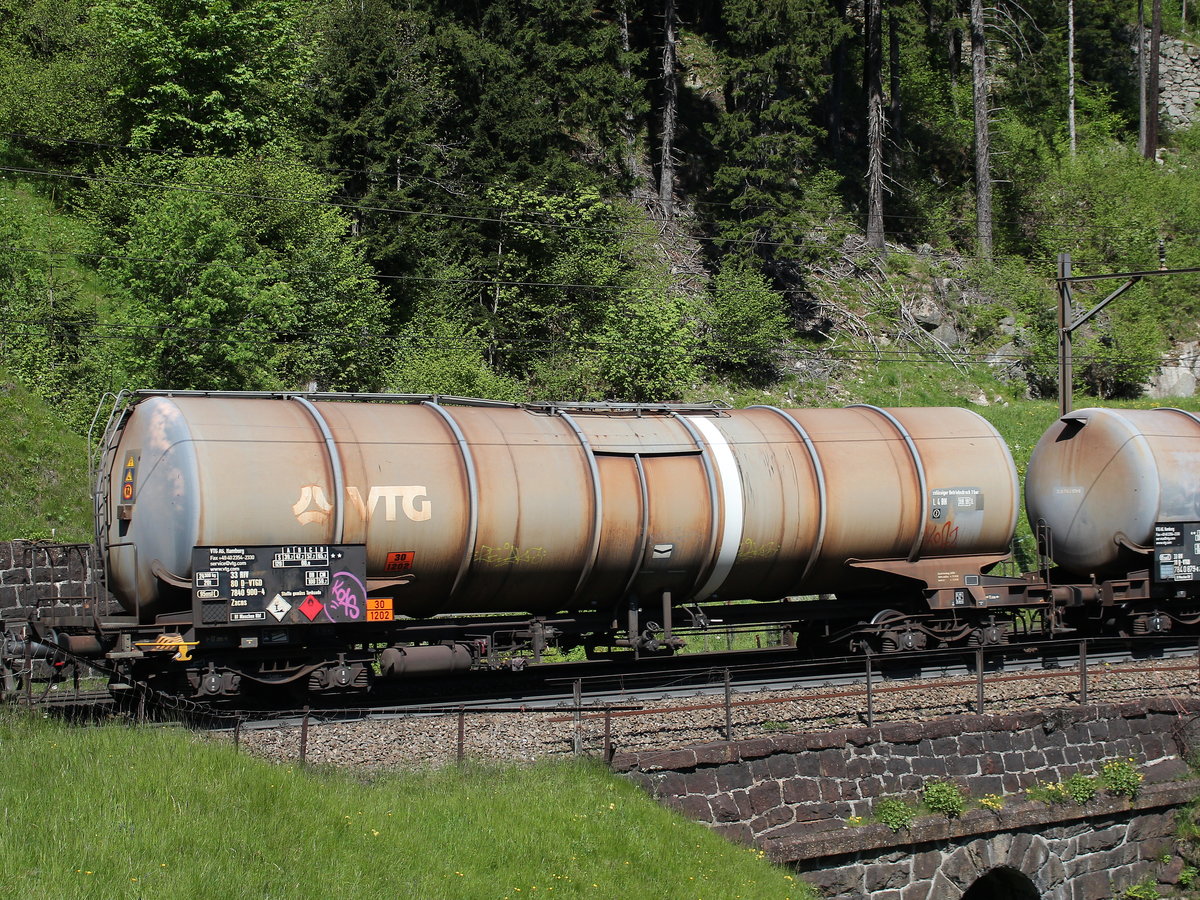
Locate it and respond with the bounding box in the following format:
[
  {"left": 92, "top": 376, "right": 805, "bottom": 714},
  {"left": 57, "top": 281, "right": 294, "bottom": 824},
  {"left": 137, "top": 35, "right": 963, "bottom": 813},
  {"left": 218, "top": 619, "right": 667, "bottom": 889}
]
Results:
[{"left": 961, "top": 866, "right": 1040, "bottom": 900}]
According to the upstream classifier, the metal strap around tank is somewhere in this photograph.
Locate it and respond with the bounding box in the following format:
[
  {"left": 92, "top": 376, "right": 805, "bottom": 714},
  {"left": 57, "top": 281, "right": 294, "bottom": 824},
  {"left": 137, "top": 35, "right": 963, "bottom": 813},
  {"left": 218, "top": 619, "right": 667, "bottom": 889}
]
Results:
[
  {"left": 292, "top": 396, "right": 345, "bottom": 544},
  {"left": 557, "top": 411, "right": 604, "bottom": 603},
  {"left": 684, "top": 415, "right": 745, "bottom": 601},
  {"left": 675, "top": 415, "right": 725, "bottom": 601},
  {"left": 750, "top": 406, "right": 830, "bottom": 585},
  {"left": 1160, "top": 406, "right": 1200, "bottom": 434},
  {"left": 618, "top": 454, "right": 651, "bottom": 600},
  {"left": 849, "top": 404, "right": 928, "bottom": 562},
  {"left": 422, "top": 401, "right": 480, "bottom": 600}
]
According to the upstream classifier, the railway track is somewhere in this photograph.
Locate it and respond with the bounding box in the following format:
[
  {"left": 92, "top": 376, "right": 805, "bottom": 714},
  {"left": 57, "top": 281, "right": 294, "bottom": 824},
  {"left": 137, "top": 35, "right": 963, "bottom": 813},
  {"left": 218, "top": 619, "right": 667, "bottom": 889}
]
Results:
[{"left": 205, "top": 634, "right": 1200, "bottom": 732}]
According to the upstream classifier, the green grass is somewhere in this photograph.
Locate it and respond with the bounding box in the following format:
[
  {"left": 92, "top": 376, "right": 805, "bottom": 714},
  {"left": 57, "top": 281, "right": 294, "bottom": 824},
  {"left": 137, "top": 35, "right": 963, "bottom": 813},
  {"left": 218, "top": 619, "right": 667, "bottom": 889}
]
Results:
[
  {"left": 0, "top": 710, "right": 811, "bottom": 900},
  {"left": 0, "top": 375, "right": 93, "bottom": 541}
]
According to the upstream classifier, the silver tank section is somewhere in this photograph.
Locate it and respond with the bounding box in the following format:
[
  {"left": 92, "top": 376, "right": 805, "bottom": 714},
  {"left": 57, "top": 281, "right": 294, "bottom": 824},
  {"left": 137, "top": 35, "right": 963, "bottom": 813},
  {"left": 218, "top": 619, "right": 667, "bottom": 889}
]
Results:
[
  {"left": 99, "top": 394, "right": 1020, "bottom": 621},
  {"left": 1025, "top": 407, "right": 1200, "bottom": 576}
]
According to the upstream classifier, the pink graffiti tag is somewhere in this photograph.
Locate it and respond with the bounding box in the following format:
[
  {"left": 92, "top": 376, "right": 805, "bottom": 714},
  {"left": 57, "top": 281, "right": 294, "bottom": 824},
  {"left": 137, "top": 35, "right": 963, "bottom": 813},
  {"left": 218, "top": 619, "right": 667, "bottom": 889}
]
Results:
[
  {"left": 324, "top": 571, "right": 365, "bottom": 621},
  {"left": 925, "top": 521, "right": 961, "bottom": 551}
]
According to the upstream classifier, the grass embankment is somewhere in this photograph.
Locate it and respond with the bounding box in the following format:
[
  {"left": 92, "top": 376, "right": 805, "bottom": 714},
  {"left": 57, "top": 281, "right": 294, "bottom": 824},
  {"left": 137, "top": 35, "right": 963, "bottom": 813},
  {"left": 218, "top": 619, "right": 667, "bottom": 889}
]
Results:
[
  {"left": 0, "top": 376, "right": 92, "bottom": 542},
  {"left": 0, "top": 710, "right": 811, "bottom": 900}
]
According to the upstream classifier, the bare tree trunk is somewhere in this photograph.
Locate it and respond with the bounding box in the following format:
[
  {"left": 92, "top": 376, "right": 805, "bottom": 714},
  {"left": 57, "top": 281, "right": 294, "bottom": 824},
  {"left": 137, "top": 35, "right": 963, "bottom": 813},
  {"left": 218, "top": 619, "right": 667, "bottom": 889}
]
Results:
[
  {"left": 658, "top": 0, "right": 678, "bottom": 220},
  {"left": 1067, "top": 0, "right": 1076, "bottom": 156},
  {"left": 889, "top": 13, "right": 902, "bottom": 149},
  {"left": 866, "top": 0, "right": 886, "bottom": 249},
  {"left": 617, "top": 0, "right": 643, "bottom": 185},
  {"left": 829, "top": 0, "right": 849, "bottom": 154},
  {"left": 1146, "top": 0, "right": 1162, "bottom": 160},
  {"left": 947, "top": 0, "right": 962, "bottom": 117},
  {"left": 969, "top": 0, "right": 992, "bottom": 259},
  {"left": 1138, "top": 0, "right": 1147, "bottom": 156}
]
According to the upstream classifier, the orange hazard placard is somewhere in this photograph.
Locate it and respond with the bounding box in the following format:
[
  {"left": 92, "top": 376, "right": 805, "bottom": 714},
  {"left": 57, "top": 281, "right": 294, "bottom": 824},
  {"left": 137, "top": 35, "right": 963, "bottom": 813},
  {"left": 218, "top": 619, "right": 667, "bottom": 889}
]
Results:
[
  {"left": 366, "top": 597, "right": 394, "bottom": 621},
  {"left": 384, "top": 551, "right": 415, "bottom": 573}
]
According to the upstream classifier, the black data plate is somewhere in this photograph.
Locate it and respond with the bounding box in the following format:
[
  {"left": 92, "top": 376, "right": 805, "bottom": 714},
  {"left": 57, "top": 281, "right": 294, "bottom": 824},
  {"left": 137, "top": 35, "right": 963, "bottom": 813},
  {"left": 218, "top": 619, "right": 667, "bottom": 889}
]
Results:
[
  {"left": 1153, "top": 523, "right": 1200, "bottom": 583},
  {"left": 191, "top": 545, "right": 369, "bottom": 627}
]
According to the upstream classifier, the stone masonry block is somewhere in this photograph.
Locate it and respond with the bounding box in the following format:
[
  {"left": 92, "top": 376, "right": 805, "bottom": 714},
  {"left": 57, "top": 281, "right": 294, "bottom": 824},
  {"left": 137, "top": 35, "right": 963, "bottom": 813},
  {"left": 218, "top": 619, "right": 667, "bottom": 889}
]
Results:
[
  {"left": 766, "top": 754, "right": 799, "bottom": 780},
  {"left": 714, "top": 764, "right": 752, "bottom": 793},
  {"left": 749, "top": 781, "right": 782, "bottom": 817},
  {"left": 682, "top": 770, "right": 718, "bottom": 797}
]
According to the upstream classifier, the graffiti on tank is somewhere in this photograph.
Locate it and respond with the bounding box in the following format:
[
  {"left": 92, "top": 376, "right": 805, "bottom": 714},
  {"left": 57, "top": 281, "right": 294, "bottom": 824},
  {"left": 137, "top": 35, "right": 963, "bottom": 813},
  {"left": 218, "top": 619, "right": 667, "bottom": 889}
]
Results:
[
  {"left": 474, "top": 543, "right": 548, "bottom": 566},
  {"left": 924, "top": 521, "right": 961, "bottom": 551},
  {"left": 325, "top": 571, "right": 366, "bottom": 621}
]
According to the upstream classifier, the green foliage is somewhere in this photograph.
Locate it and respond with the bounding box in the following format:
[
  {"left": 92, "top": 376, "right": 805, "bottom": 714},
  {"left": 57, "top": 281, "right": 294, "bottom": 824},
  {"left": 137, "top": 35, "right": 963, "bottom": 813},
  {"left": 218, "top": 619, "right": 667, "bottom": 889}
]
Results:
[
  {"left": 594, "top": 291, "right": 698, "bottom": 401},
  {"left": 92, "top": 0, "right": 314, "bottom": 153},
  {"left": 86, "top": 154, "right": 388, "bottom": 391},
  {"left": 1180, "top": 865, "right": 1198, "bottom": 889},
  {"left": 1026, "top": 780, "right": 1071, "bottom": 805},
  {"left": 0, "top": 376, "right": 92, "bottom": 541},
  {"left": 921, "top": 781, "right": 967, "bottom": 819},
  {"left": 1101, "top": 758, "right": 1145, "bottom": 800},
  {"left": 701, "top": 256, "right": 792, "bottom": 382},
  {"left": 385, "top": 311, "right": 523, "bottom": 399},
  {"left": 1064, "top": 772, "right": 1098, "bottom": 805},
  {"left": 0, "top": 0, "right": 115, "bottom": 150},
  {"left": 874, "top": 798, "right": 916, "bottom": 832},
  {"left": 1123, "top": 878, "right": 1161, "bottom": 900}
]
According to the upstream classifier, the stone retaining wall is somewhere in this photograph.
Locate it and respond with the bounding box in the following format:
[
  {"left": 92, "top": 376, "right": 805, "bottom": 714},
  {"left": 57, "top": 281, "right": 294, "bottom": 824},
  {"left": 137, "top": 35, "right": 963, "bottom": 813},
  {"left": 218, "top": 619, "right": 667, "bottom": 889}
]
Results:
[
  {"left": 0, "top": 540, "right": 99, "bottom": 615},
  {"left": 612, "top": 698, "right": 1200, "bottom": 897},
  {"left": 612, "top": 699, "right": 1196, "bottom": 845}
]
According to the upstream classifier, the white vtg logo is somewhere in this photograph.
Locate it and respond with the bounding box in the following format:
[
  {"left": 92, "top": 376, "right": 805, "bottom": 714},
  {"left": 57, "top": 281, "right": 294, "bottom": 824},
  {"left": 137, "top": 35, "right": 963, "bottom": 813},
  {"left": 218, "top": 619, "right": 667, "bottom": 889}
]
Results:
[{"left": 292, "top": 484, "right": 432, "bottom": 526}]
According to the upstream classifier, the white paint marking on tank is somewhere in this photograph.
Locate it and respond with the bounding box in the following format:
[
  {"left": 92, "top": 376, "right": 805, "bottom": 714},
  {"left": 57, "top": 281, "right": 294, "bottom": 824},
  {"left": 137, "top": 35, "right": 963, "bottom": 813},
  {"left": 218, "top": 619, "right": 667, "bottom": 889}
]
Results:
[
  {"left": 687, "top": 415, "right": 745, "bottom": 600},
  {"left": 292, "top": 484, "right": 334, "bottom": 526},
  {"left": 345, "top": 486, "right": 433, "bottom": 522}
]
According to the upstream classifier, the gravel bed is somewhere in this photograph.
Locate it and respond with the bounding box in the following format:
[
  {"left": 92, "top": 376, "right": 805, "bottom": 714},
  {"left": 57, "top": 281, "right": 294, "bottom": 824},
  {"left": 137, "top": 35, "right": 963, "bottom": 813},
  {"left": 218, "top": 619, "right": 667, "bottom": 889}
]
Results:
[{"left": 230, "top": 656, "right": 1200, "bottom": 771}]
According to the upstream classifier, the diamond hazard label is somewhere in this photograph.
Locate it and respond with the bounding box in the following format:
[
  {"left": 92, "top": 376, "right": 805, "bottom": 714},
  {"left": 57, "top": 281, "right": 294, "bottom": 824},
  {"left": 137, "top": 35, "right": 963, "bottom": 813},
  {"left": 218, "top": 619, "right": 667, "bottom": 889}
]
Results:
[
  {"left": 298, "top": 595, "right": 324, "bottom": 621},
  {"left": 267, "top": 594, "right": 292, "bottom": 622}
]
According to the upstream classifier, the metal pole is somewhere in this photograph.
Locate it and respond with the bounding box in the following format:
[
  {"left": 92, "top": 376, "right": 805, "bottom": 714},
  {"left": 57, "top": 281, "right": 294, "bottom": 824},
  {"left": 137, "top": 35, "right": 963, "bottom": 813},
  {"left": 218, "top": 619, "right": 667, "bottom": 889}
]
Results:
[
  {"left": 23, "top": 637, "right": 31, "bottom": 708},
  {"left": 976, "top": 646, "right": 985, "bottom": 713},
  {"left": 1079, "top": 641, "right": 1088, "bottom": 704},
  {"left": 724, "top": 668, "right": 734, "bottom": 741},
  {"left": 1058, "top": 252, "right": 1074, "bottom": 417},
  {"left": 573, "top": 679, "right": 583, "bottom": 757},
  {"left": 234, "top": 717, "right": 241, "bottom": 752},
  {"left": 865, "top": 651, "right": 874, "bottom": 727},
  {"left": 603, "top": 706, "right": 613, "bottom": 765},
  {"left": 457, "top": 707, "right": 466, "bottom": 763},
  {"left": 300, "top": 706, "right": 310, "bottom": 766}
]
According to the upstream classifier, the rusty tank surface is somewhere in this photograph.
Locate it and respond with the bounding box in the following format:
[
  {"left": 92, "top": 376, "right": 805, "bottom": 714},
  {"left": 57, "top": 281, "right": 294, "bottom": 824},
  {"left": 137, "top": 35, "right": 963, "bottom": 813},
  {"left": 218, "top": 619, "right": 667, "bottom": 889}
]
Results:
[
  {"left": 1026, "top": 407, "right": 1200, "bottom": 577},
  {"left": 98, "top": 393, "right": 1019, "bottom": 622}
]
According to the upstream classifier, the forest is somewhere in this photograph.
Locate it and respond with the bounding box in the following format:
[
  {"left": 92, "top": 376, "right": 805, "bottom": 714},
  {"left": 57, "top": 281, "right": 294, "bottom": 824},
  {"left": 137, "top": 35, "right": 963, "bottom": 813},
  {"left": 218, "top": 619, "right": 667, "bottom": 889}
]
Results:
[{"left": 3, "top": 0, "right": 1200, "bottom": 430}]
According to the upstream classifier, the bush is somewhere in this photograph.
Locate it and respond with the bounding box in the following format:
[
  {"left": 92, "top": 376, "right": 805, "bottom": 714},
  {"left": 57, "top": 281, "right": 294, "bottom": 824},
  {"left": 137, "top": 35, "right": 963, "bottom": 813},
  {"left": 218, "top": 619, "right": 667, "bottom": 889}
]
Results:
[
  {"left": 874, "top": 798, "right": 916, "bottom": 832},
  {"left": 1101, "top": 758, "right": 1144, "bottom": 800},
  {"left": 922, "top": 781, "right": 967, "bottom": 818}
]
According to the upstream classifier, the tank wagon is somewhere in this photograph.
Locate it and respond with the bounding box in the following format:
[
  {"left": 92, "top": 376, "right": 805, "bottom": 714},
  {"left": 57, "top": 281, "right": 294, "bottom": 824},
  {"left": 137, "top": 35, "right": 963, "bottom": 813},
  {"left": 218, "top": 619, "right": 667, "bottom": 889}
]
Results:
[
  {"left": 8, "top": 390, "right": 1035, "bottom": 698},
  {"left": 1025, "top": 406, "right": 1200, "bottom": 634},
  {"left": 13, "top": 393, "right": 1200, "bottom": 701}
]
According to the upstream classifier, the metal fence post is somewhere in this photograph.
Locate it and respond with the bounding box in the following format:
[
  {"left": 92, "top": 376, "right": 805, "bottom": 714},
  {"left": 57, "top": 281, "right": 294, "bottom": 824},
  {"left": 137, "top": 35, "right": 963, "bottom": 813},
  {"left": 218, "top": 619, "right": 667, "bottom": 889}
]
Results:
[
  {"left": 457, "top": 707, "right": 466, "bottom": 764},
  {"left": 865, "top": 650, "right": 874, "bottom": 727},
  {"left": 1079, "top": 641, "right": 1088, "bottom": 705},
  {"left": 299, "top": 706, "right": 310, "bottom": 766},
  {"left": 724, "top": 668, "right": 734, "bottom": 742},
  {"left": 573, "top": 679, "right": 583, "bottom": 757},
  {"left": 603, "top": 706, "right": 613, "bottom": 765},
  {"left": 976, "top": 645, "right": 985, "bottom": 714}
]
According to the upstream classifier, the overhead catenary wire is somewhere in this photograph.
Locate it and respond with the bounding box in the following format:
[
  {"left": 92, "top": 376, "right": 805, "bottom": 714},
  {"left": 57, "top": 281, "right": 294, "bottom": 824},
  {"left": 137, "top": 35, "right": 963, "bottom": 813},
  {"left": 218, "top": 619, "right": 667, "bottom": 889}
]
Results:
[
  {"left": 0, "top": 128, "right": 1178, "bottom": 236},
  {"left": 0, "top": 159, "right": 1158, "bottom": 272}
]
